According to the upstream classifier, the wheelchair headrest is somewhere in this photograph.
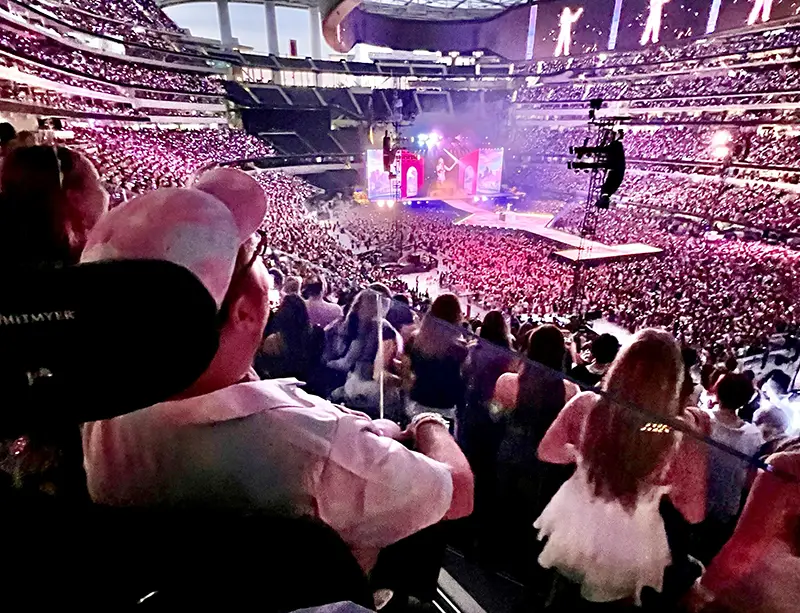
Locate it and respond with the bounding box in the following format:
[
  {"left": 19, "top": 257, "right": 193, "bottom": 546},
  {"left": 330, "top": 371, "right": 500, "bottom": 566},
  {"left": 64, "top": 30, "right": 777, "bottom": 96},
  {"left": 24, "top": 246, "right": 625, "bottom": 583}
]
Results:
[{"left": 0, "top": 260, "right": 219, "bottom": 436}]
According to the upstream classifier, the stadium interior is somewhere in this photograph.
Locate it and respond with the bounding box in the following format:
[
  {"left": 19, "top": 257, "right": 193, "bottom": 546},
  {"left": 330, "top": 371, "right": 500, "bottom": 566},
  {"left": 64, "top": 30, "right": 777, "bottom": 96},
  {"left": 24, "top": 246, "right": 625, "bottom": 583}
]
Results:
[{"left": 3, "top": 0, "right": 800, "bottom": 611}]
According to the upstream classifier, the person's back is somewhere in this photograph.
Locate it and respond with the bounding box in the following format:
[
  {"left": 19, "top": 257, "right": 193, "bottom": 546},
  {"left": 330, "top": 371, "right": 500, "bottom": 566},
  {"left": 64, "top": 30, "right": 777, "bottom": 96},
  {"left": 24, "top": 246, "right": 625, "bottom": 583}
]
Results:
[
  {"left": 534, "top": 329, "right": 704, "bottom": 607},
  {"left": 257, "top": 325, "right": 324, "bottom": 382},
  {"left": 84, "top": 381, "right": 319, "bottom": 509},
  {"left": 256, "top": 294, "right": 323, "bottom": 385},
  {"left": 0, "top": 144, "right": 108, "bottom": 501},
  {"left": 464, "top": 341, "right": 513, "bottom": 413},
  {"left": 497, "top": 325, "right": 573, "bottom": 469},
  {"left": 302, "top": 275, "right": 343, "bottom": 328},
  {"left": 409, "top": 342, "right": 466, "bottom": 411},
  {"left": 386, "top": 294, "right": 415, "bottom": 338},
  {"left": 306, "top": 296, "right": 343, "bottom": 329},
  {"left": 407, "top": 294, "right": 467, "bottom": 418},
  {"left": 707, "top": 418, "right": 762, "bottom": 517},
  {"left": 706, "top": 373, "right": 763, "bottom": 522},
  {"left": 568, "top": 363, "right": 602, "bottom": 387}
]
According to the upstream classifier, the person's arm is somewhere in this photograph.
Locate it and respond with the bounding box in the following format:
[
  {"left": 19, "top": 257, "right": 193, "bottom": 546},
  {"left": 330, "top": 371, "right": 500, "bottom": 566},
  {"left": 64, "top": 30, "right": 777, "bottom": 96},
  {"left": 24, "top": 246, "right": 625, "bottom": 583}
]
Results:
[
  {"left": 663, "top": 407, "right": 709, "bottom": 524},
  {"left": 700, "top": 453, "right": 800, "bottom": 598},
  {"left": 316, "top": 409, "right": 471, "bottom": 561},
  {"left": 327, "top": 337, "right": 363, "bottom": 371},
  {"left": 564, "top": 380, "right": 579, "bottom": 403},
  {"left": 412, "top": 418, "right": 474, "bottom": 520},
  {"left": 537, "top": 392, "right": 593, "bottom": 464}
]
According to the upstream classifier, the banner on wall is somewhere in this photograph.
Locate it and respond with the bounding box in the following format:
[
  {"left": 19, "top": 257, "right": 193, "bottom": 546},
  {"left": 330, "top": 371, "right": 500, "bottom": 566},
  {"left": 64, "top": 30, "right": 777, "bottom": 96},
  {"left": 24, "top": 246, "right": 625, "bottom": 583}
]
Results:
[
  {"left": 476, "top": 148, "right": 504, "bottom": 194},
  {"left": 366, "top": 149, "right": 392, "bottom": 199},
  {"left": 399, "top": 150, "right": 424, "bottom": 199},
  {"left": 459, "top": 149, "right": 479, "bottom": 196}
]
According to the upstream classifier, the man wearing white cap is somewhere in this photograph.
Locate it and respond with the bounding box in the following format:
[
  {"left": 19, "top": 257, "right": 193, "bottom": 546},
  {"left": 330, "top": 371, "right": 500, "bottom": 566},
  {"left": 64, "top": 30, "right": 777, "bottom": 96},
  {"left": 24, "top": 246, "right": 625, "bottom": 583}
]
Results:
[{"left": 81, "top": 168, "right": 474, "bottom": 570}]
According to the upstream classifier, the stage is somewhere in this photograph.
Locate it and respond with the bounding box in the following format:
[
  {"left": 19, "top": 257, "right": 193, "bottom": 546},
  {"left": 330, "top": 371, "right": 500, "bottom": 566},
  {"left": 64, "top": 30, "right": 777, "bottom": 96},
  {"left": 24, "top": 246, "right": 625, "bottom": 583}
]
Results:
[{"left": 445, "top": 200, "right": 663, "bottom": 264}]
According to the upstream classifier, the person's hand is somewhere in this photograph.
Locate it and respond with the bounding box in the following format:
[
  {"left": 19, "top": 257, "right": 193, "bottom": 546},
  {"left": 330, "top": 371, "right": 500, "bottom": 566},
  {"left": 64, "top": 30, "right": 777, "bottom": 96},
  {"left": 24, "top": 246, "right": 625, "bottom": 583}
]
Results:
[{"left": 372, "top": 419, "right": 402, "bottom": 439}]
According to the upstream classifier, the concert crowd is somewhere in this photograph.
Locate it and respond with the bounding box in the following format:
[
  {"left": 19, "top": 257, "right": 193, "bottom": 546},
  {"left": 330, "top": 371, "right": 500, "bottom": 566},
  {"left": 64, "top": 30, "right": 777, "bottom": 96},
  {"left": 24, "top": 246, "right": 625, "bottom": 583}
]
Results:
[{"left": 3, "top": 1, "right": 800, "bottom": 611}]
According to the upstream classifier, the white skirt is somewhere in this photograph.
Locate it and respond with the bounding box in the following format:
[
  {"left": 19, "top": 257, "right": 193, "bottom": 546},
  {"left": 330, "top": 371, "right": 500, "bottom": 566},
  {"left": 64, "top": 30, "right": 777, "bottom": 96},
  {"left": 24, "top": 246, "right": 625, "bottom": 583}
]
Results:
[{"left": 533, "top": 463, "right": 671, "bottom": 606}]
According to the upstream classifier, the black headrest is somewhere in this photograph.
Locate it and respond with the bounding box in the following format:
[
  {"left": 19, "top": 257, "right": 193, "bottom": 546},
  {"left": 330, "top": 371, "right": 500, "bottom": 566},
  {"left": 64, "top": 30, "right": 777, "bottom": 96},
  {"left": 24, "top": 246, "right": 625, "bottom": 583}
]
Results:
[{"left": 0, "top": 260, "right": 219, "bottom": 436}]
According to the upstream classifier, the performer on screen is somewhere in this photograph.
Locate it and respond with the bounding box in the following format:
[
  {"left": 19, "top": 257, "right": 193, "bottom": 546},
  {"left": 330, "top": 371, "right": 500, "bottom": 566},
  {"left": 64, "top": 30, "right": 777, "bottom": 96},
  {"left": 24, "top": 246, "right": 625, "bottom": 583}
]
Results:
[
  {"left": 435, "top": 157, "right": 458, "bottom": 185},
  {"left": 640, "top": 0, "right": 670, "bottom": 45},
  {"left": 748, "top": 0, "right": 773, "bottom": 25},
  {"left": 554, "top": 6, "right": 584, "bottom": 57},
  {"left": 436, "top": 157, "right": 447, "bottom": 184}
]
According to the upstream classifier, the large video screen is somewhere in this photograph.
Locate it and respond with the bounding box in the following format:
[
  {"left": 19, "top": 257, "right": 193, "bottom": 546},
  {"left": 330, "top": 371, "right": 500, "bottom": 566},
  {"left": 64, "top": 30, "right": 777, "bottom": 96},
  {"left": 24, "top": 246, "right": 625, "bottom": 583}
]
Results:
[
  {"left": 420, "top": 147, "right": 503, "bottom": 198},
  {"left": 716, "top": 0, "right": 799, "bottom": 31},
  {"left": 366, "top": 146, "right": 504, "bottom": 200},
  {"left": 366, "top": 149, "right": 392, "bottom": 200},
  {"left": 533, "top": 1, "right": 615, "bottom": 58},
  {"left": 477, "top": 148, "right": 505, "bottom": 195},
  {"left": 617, "top": 0, "right": 711, "bottom": 50},
  {"left": 424, "top": 151, "right": 462, "bottom": 198},
  {"left": 399, "top": 151, "right": 424, "bottom": 199}
]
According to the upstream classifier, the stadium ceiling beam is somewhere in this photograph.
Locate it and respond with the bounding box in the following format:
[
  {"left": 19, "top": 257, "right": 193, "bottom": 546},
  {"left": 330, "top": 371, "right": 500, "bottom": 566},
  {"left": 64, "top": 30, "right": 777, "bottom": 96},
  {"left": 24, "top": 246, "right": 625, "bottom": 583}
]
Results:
[
  {"left": 158, "top": 0, "right": 319, "bottom": 9},
  {"left": 475, "top": 0, "right": 518, "bottom": 7}
]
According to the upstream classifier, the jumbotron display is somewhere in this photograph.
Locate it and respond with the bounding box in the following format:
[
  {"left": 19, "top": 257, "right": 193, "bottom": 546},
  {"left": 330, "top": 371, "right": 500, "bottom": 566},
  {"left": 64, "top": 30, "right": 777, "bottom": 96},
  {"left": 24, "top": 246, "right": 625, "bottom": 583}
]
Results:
[
  {"left": 334, "top": 0, "right": 800, "bottom": 59},
  {"left": 366, "top": 146, "right": 505, "bottom": 201}
]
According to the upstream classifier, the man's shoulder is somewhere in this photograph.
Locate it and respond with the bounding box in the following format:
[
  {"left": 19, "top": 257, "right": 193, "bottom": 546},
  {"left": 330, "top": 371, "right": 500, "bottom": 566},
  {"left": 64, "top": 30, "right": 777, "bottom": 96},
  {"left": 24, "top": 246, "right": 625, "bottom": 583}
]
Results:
[
  {"left": 324, "top": 300, "right": 344, "bottom": 313},
  {"left": 309, "top": 298, "right": 343, "bottom": 313},
  {"left": 147, "top": 380, "right": 347, "bottom": 428}
]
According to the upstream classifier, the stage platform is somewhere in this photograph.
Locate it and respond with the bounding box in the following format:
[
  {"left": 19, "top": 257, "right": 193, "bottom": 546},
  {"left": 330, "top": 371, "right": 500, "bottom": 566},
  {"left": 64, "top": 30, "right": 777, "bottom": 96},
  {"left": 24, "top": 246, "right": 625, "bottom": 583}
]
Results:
[{"left": 445, "top": 200, "right": 663, "bottom": 264}]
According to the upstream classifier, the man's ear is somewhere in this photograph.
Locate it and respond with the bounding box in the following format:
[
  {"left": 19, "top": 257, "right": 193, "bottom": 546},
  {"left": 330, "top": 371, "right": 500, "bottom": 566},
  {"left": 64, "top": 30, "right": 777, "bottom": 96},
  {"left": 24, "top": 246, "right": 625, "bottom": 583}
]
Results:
[{"left": 228, "top": 290, "right": 260, "bottom": 330}]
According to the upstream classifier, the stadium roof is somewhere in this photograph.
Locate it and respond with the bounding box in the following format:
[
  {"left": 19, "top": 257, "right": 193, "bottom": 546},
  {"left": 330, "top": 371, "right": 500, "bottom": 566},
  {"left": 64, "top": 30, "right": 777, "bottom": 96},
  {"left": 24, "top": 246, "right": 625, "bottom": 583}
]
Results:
[{"left": 360, "top": 0, "right": 528, "bottom": 21}]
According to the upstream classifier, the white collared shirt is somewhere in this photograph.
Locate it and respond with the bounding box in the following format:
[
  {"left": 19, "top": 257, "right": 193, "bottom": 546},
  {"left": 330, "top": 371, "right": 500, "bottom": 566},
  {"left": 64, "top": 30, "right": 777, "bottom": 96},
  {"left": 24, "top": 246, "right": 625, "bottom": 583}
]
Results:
[{"left": 82, "top": 379, "right": 453, "bottom": 569}]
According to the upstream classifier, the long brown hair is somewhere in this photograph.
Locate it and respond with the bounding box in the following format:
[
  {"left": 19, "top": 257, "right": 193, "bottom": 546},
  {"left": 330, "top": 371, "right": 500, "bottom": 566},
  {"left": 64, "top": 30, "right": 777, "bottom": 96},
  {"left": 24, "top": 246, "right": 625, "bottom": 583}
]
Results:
[
  {"left": 412, "top": 293, "right": 463, "bottom": 358},
  {"left": 581, "top": 328, "right": 684, "bottom": 510}
]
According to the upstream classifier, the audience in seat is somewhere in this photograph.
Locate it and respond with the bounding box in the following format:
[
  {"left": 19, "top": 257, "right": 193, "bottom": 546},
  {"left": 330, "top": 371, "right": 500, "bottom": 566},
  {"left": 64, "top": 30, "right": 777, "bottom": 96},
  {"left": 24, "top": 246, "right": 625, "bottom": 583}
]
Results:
[
  {"left": 405, "top": 294, "right": 468, "bottom": 424},
  {"left": 80, "top": 168, "right": 474, "bottom": 571},
  {"left": 255, "top": 293, "right": 324, "bottom": 386},
  {"left": 327, "top": 289, "right": 403, "bottom": 418},
  {"left": 693, "top": 452, "right": 800, "bottom": 612},
  {"left": 754, "top": 405, "right": 791, "bottom": 460},
  {"left": 386, "top": 293, "right": 417, "bottom": 341},
  {"left": 699, "top": 373, "right": 764, "bottom": 562},
  {"left": 534, "top": 329, "right": 707, "bottom": 607},
  {"left": 492, "top": 325, "right": 577, "bottom": 577},
  {"left": 303, "top": 274, "right": 343, "bottom": 328},
  {"left": 1, "top": 145, "right": 108, "bottom": 267},
  {"left": 457, "top": 311, "right": 516, "bottom": 555},
  {"left": 570, "top": 333, "right": 621, "bottom": 387},
  {"left": 0, "top": 144, "right": 108, "bottom": 500}
]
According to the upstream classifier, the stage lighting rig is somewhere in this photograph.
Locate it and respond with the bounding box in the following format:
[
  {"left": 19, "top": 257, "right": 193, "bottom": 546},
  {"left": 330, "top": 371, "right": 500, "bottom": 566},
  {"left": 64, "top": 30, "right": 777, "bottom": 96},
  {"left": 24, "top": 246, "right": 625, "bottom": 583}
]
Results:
[
  {"left": 567, "top": 100, "right": 630, "bottom": 320},
  {"left": 567, "top": 101, "right": 630, "bottom": 212}
]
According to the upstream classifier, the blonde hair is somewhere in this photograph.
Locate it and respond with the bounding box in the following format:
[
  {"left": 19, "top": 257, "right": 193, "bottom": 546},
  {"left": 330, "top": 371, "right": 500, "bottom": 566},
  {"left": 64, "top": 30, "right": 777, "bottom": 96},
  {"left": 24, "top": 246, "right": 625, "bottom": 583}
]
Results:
[{"left": 581, "top": 329, "right": 684, "bottom": 509}]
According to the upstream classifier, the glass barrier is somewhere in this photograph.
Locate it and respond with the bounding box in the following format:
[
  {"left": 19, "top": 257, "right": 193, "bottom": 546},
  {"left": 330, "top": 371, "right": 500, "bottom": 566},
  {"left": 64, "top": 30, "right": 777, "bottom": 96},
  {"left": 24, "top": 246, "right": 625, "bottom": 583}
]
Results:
[{"left": 258, "top": 247, "right": 800, "bottom": 613}]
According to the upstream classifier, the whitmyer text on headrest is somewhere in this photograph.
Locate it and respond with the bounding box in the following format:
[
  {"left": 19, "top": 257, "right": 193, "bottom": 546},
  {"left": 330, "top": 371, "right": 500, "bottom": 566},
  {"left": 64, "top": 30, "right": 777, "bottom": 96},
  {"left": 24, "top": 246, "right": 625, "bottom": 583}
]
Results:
[{"left": 0, "top": 311, "right": 76, "bottom": 325}]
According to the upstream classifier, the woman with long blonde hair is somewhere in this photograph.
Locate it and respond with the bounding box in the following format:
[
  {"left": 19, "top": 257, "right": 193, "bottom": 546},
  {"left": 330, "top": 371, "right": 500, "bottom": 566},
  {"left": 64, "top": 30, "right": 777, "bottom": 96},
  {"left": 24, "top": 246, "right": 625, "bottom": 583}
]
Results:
[{"left": 534, "top": 329, "right": 707, "bottom": 608}]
